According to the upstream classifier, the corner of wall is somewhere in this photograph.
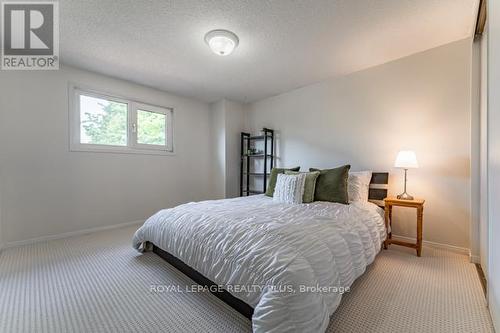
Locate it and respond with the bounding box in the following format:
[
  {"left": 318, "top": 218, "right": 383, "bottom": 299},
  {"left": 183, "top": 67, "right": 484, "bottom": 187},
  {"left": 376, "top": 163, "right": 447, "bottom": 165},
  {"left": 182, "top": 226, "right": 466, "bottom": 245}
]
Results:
[
  {"left": 0, "top": 169, "right": 3, "bottom": 254},
  {"left": 0, "top": 207, "right": 3, "bottom": 254},
  {"left": 224, "top": 99, "right": 247, "bottom": 198},
  {"left": 470, "top": 37, "right": 482, "bottom": 262},
  {"left": 0, "top": 220, "right": 3, "bottom": 255},
  {"left": 209, "top": 99, "right": 227, "bottom": 199},
  {"left": 488, "top": 0, "right": 500, "bottom": 328},
  {"left": 209, "top": 98, "right": 249, "bottom": 199}
]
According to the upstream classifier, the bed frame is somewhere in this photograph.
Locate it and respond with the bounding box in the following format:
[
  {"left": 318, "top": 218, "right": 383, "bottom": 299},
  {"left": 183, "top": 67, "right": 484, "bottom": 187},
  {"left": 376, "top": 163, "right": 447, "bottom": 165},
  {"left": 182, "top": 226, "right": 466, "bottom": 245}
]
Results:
[
  {"left": 152, "top": 245, "right": 254, "bottom": 319},
  {"left": 152, "top": 172, "right": 389, "bottom": 320},
  {"left": 368, "top": 172, "right": 389, "bottom": 207}
]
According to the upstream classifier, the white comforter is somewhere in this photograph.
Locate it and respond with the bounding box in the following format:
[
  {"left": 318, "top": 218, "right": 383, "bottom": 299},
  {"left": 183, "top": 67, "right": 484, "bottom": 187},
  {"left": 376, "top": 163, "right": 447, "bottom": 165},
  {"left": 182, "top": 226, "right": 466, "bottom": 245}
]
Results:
[{"left": 133, "top": 195, "right": 386, "bottom": 333}]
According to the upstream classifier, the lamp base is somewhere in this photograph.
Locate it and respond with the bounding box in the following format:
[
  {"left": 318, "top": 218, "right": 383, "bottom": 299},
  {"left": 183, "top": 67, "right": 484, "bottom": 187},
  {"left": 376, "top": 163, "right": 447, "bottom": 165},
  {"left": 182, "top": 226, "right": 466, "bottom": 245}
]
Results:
[{"left": 397, "top": 192, "right": 414, "bottom": 200}]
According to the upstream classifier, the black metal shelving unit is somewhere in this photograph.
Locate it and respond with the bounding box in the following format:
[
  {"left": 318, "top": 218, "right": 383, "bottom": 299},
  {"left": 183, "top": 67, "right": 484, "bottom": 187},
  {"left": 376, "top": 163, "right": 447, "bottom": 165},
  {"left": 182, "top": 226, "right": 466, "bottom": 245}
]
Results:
[{"left": 240, "top": 128, "right": 274, "bottom": 196}]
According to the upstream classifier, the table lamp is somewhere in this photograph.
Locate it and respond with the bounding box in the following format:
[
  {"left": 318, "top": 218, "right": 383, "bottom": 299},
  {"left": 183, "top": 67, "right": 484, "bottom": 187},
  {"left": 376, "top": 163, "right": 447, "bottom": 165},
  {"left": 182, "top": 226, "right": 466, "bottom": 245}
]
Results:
[{"left": 394, "top": 150, "right": 418, "bottom": 200}]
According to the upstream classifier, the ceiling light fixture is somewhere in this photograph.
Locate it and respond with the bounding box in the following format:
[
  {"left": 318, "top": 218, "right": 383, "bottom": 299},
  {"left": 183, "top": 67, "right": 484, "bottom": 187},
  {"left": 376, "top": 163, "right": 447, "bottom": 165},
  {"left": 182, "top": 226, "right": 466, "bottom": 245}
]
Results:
[{"left": 204, "top": 29, "right": 239, "bottom": 56}]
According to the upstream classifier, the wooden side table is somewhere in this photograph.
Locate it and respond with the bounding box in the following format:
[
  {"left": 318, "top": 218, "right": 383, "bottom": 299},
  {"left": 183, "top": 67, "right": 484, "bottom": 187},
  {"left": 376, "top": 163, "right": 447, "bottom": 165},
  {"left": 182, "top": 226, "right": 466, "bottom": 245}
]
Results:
[{"left": 384, "top": 197, "right": 425, "bottom": 256}]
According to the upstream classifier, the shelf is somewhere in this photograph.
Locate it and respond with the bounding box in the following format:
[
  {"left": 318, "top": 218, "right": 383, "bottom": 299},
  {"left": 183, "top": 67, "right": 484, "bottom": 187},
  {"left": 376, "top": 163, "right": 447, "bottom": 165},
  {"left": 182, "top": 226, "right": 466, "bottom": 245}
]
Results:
[
  {"left": 243, "top": 190, "right": 264, "bottom": 194},
  {"left": 243, "top": 135, "right": 272, "bottom": 141},
  {"left": 241, "top": 128, "right": 274, "bottom": 198},
  {"left": 243, "top": 154, "right": 273, "bottom": 158}
]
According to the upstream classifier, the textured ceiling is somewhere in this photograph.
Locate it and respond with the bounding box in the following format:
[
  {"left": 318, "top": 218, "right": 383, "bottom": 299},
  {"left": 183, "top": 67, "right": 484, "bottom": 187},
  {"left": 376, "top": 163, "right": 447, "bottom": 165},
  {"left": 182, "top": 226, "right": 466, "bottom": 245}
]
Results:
[{"left": 60, "top": 0, "right": 478, "bottom": 103}]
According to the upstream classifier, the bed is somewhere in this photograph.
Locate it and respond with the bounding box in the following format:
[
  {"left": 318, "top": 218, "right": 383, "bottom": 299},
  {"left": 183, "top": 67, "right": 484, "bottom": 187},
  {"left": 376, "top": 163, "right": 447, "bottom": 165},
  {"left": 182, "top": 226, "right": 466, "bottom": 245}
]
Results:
[{"left": 133, "top": 173, "right": 388, "bottom": 333}]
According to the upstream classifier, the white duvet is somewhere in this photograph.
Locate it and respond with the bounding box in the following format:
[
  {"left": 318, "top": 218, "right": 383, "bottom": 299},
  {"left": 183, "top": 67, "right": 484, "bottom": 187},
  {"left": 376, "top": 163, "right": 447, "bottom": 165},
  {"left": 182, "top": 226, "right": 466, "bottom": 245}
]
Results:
[{"left": 133, "top": 195, "right": 386, "bottom": 333}]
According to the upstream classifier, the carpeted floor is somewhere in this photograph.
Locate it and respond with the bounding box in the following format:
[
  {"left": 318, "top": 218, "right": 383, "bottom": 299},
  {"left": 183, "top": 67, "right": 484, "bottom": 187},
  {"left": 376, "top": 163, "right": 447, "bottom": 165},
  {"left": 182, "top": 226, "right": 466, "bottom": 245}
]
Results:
[{"left": 0, "top": 225, "right": 494, "bottom": 333}]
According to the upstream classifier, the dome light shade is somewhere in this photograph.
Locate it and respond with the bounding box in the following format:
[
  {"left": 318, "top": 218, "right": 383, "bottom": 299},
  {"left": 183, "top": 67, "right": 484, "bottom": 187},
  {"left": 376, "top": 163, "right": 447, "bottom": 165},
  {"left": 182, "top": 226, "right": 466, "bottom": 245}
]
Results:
[{"left": 205, "top": 30, "right": 239, "bottom": 56}]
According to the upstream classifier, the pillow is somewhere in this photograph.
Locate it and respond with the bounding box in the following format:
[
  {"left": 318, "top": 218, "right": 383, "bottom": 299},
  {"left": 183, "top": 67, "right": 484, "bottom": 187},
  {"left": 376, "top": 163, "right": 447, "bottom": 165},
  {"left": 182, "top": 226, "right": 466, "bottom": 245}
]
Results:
[
  {"left": 309, "top": 165, "right": 351, "bottom": 204},
  {"left": 273, "top": 173, "right": 306, "bottom": 204},
  {"left": 285, "top": 170, "right": 320, "bottom": 203},
  {"left": 265, "top": 167, "right": 301, "bottom": 197},
  {"left": 348, "top": 171, "right": 372, "bottom": 202}
]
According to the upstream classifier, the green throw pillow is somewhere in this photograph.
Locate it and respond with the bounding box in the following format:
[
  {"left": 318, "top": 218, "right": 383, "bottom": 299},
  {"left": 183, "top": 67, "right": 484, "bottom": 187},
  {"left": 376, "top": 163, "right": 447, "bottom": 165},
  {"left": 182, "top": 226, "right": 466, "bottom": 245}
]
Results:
[
  {"left": 309, "top": 165, "right": 351, "bottom": 204},
  {"left": 285, "top": 171, "right": 320, "bottom": 203},
  {"left": 265, "top": 167, "right": 301, "bottom": 197}
]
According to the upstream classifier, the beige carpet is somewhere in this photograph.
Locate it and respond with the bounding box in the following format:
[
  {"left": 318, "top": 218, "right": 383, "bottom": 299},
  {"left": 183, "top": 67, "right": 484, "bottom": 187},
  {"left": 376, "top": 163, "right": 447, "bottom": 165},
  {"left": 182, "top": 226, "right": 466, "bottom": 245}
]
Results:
[{"left": 0, "top": 225, "right": 494, "bottom": 333}]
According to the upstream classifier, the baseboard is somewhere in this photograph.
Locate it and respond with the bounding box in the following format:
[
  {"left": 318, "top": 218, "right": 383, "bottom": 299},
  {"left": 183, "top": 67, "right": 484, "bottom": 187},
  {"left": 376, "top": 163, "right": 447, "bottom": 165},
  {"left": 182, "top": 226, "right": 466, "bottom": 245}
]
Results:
[
  {"left": 3, "top": 220, "right": 144, "bottom": 249},
  {"left": 391, "top": 234, "right": 469, "bottom": 255},
  {"left": 469, "top": 252, "right": 481, "bottom": 264}
]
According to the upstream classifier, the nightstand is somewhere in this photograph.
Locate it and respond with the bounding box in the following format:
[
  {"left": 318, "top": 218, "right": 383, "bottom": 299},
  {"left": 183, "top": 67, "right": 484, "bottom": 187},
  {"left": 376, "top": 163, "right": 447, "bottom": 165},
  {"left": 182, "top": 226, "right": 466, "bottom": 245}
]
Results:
[{"left": 384, "top": 197, "right": 425, "bottom": 256}]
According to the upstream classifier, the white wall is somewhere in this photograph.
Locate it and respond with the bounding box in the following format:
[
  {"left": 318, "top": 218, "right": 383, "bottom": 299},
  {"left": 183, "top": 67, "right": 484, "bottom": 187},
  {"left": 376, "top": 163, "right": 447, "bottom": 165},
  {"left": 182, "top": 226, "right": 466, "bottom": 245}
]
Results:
[
  {"left": 0, "top": 175, "right": 3, "bottom": 251},
  {"left": 479, "top": 25, "right": 489, "bottom": 275},
  {"left": 209, "top": 99, "right": 246, "bottom": 199},
  {"left": 0, "top": 65, "right": 214, "bottom": 245},
  {"left": 0, "top": 101, "right": 4, "bottom": 250},
  {"left": 224, "top": 100, "right": 246, "bottom": 198},
  {"left": 470, "top": 39, "right": 481, "bottom": 262},
  {"left": 210, "top": 100, "right": 227, "bottom": 199},
  {"left": 487, "top": 0, "right": 500, "bottom": 328},
  {"left": 246, "top": 38, "right": 472, "bottom": 249}
]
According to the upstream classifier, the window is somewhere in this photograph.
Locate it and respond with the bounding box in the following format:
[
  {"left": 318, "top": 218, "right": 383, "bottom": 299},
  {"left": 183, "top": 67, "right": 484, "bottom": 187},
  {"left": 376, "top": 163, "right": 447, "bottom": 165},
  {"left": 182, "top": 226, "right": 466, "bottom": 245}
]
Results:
[{"left": 70, "top": 86, "right": 173, "bottom": 154}]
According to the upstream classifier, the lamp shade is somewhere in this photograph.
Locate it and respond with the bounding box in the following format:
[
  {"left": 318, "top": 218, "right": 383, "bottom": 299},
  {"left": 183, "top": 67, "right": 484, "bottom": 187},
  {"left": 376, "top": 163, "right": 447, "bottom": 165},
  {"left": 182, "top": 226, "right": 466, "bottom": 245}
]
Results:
[{"left": 394, "top": 150, "right": 418, "bottom": 169}]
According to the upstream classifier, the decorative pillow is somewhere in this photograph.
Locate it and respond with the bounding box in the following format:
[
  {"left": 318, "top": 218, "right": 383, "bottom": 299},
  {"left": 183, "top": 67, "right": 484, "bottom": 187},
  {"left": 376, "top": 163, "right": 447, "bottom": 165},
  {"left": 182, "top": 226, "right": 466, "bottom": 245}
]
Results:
[
  {"left": 273, "top": 173, "right": 306, "bottom": 204},
  {"left": 309, "top": 165, "right": 351, "bottom": 204},
  {"left": 285, "top": 170, "right": 320, "bottom": 203},
  {"left": 348, "top": 171, "right": 372, "bottom": 202},
  {"left": 265, "top": 167, "right": 301, "bottom": 197}
]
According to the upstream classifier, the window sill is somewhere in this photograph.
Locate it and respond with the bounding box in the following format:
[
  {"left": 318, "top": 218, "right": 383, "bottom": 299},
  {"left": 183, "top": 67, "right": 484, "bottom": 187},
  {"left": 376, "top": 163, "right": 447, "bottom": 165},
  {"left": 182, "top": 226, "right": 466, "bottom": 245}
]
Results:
[{"left": 70, "top": 145, "right": 175, "bottom": 156}]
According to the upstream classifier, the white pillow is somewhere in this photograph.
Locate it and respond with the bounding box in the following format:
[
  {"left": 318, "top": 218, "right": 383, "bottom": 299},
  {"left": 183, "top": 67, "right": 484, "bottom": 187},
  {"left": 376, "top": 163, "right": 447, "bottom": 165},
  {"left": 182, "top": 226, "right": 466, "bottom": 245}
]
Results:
[
  {"left": 348, "top": 171, "right": 372, "bottom": 202},
  {"left": 273, "top": 173, "right": 306, "bottom": 204}
]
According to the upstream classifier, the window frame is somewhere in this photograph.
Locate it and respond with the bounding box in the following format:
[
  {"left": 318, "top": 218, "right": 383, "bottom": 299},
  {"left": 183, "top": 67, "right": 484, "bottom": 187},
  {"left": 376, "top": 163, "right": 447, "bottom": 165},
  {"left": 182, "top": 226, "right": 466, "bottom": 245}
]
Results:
[{"left": 69, "top": 84, "right": 174, "bottom": 155}]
